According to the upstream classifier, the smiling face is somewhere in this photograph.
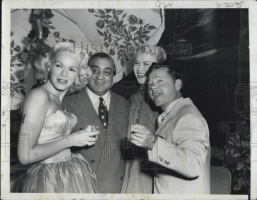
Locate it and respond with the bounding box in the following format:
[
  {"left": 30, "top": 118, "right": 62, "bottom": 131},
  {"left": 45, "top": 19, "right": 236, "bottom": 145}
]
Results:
[
  {"left": 148, "top": 67, "right": 182, "bottom": 111},
  {"left": 87, "top": 57, "right": 114, "bottom": 96},
  {"left": 49, "top": 52, "right": 79, "bottom": 91},
  {"left": 133, "top": 53, "right": 158, "bottom": 85}
]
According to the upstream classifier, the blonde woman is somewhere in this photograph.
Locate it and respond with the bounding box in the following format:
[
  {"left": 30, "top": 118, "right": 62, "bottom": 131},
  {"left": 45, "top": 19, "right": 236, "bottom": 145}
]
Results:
[
  {"left": 122, "top": 46, "right": 167, "bottom": 193},
  {"left": 15, "top": 42, "right": 98, "bottom": 193}
]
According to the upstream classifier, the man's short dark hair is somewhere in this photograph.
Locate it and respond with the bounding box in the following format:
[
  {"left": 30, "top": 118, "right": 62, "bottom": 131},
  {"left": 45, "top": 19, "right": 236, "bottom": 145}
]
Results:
[
  {"left": 88, "top": 52, "right": 116, "bottom": 75},
  {"left": 147, "top": 63, "right": 183, "bottom": 88}
]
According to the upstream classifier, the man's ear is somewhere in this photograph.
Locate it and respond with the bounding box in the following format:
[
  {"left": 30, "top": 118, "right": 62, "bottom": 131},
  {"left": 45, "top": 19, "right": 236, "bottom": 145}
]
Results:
[{"left": 175, "top": 79, "right": 182, "bottom": 91}]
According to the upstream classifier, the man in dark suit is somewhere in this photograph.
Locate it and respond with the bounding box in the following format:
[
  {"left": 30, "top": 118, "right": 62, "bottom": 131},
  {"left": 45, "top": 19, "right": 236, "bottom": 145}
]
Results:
[{"left": 63, "top": 52, "right": 130, "bottom": 193}]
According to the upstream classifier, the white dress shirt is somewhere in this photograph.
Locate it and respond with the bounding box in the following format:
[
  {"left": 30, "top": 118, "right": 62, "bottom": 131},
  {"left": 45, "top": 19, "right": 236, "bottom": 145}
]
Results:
[
  {"left": 157, "top": 97, "right": 183, "bottom": 127},
  {"left": 86, "top": 87, "right": 111, "bottom": 115}
]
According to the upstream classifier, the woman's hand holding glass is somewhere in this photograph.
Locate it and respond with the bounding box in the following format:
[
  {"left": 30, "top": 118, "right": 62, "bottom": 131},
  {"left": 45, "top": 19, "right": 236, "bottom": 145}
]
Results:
[{"left": 69, "top": 125, "right": 100, "bottom": 147}]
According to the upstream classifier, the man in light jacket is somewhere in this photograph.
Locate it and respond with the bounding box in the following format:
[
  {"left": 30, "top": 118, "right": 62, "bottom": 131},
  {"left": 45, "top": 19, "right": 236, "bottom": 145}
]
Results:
[{"left": 131, "top": 64, "right": 210, "bottom": 194}]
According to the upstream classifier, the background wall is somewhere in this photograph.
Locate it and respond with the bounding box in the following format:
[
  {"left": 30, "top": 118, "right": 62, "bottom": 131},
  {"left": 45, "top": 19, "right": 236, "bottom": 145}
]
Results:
[
  {"left": 157, "top": 9, "right": 250, "bottom": 194},
  {"left": 10, "top": 9, "right": 162, "bottom": 110}
]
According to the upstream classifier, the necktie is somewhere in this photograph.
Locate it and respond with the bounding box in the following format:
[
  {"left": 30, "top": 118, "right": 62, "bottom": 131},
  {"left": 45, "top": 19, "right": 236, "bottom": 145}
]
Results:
[{"left": 98, "top": 97, "right": 108, "bottom": 131}]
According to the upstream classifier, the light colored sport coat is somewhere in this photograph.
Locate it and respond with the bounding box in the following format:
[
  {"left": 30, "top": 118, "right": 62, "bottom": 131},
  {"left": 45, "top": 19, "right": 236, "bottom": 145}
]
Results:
[
  {"left": 63, "top": 88, "right": 130, "bottom": 193},
  {"left": 148, "top": 98, "right": 210, "bottom": 194}
]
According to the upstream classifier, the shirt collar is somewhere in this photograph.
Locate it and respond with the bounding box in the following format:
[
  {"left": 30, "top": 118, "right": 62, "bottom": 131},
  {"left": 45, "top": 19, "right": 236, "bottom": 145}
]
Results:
[
  {"left": 164, "top": 97, "right": 183, "bottom": 114},
  {"left": 86, "top": 87, "right": 111, "bottom": 110},
  {"left": 157, "top": 97, "right": 184, "bottom": 127}
]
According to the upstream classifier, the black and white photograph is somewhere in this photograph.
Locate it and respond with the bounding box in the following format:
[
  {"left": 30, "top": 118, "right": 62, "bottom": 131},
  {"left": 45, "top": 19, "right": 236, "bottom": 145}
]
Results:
[{"left": 1, "top": 1, "right": 257, "bottom": 200}]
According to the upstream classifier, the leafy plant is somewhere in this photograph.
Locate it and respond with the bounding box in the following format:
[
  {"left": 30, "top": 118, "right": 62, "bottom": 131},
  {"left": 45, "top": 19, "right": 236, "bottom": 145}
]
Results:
[
  {"left": 89, "top": 9, "right": 156, "bottom": 66},
  {"left": 18, "top": 9, "right": 55, "bottom": 64},
  {"left": 226, "top": 119, "right": 250, "bottom": 194},
  {"left": 10, "top": 33, "right": 26, "bottom": 97},
  {"left": 53, "top": 31, "right": 75, "bottom": 44},
  {"left": 10, "top": 9, "right": 56, "bottom": 98}
]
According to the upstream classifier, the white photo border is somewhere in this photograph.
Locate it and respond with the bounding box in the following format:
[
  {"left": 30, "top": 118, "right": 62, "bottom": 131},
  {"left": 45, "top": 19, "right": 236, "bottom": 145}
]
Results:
[{"left": 1, "top": 1, "right": 257, "bottom": 200}]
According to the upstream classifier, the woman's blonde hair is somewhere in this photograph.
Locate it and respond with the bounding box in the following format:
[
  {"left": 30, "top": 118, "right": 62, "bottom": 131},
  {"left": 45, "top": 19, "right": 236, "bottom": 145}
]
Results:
[
  {"left": 34, "top": 42, "right": 91, "bottom": 93},
  {"left": 135, "top": 45, "right": 167, "bottom": 64}
]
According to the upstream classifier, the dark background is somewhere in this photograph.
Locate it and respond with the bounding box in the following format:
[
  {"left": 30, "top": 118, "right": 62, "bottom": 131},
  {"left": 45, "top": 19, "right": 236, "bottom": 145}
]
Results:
[
  {"left": 157, "top": 9, "right": 249, "bottom": 165},
  {"left": 113, "top": 9, "right": 250, "bottom": 166}
]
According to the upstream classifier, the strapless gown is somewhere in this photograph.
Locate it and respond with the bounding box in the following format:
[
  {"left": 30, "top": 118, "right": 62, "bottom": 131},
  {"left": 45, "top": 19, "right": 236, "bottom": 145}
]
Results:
[{"left": 15, "top": 109, "right": 98, "bottom": 193}]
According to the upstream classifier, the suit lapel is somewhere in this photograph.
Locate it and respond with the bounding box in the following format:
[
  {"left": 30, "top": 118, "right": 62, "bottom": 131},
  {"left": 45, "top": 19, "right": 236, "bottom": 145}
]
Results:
[
  {"left": 107, "top": 91, "right": 114, "bottom": 134},
  {"left": 155, "top": 98, "right": 193, "bottom": 138},
  {"left": 94, "top": 92, "right": 116, "bottom": 172},
  {"left": 68, "top": 89, "right": 105, "bottom": 130}
]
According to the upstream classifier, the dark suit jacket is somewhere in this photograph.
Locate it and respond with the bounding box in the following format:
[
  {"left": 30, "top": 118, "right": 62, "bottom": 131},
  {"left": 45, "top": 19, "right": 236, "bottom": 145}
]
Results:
[{"left": 63, "top": 88, "right": 130, "bottom": 193}]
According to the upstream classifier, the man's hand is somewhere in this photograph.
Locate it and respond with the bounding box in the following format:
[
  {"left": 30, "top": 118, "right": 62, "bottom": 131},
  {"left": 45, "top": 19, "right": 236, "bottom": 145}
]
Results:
[{"left": 131, "top": 124, "right": 157, "bottom": 150}]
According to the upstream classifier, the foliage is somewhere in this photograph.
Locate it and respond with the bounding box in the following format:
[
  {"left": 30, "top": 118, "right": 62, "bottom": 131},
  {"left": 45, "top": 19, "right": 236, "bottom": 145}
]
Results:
[
  {"left": 10, "top": 9, "right": 55, "bottom": 98},
  {"left": 89, "top": 9, "right": 156, "bottom": 66},
  {"left": 10, "top": 32, "right": 26, "bottom": 98},
  {"left": 18, "top": 9, "right": 55, "bottom": 65},
  {"left": 53, "top": 31, "right": 75, "bottom": 44},
  {"left": 226, "top": 118, "right": 250, "bottom": 194}
]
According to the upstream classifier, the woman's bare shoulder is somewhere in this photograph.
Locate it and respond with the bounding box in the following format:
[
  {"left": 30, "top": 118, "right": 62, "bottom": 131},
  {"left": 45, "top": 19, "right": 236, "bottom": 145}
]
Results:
[{"left": 24, "top": 87, "right": 50, "bottom": 107}]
